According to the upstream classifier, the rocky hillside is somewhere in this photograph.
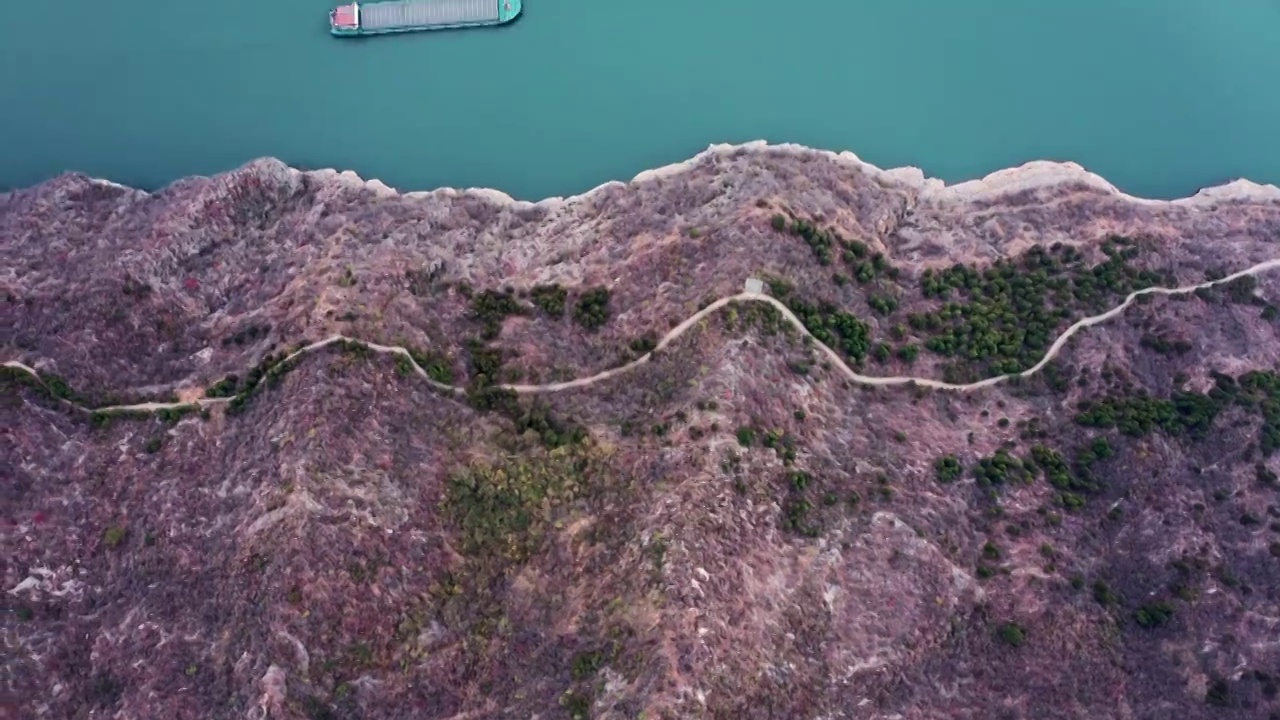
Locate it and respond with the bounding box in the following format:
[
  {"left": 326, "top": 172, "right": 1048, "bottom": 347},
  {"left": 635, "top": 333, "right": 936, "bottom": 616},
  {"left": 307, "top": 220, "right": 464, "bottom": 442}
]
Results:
[{"left": 4, "top": 143, "right": 1280, "bottom": 720}]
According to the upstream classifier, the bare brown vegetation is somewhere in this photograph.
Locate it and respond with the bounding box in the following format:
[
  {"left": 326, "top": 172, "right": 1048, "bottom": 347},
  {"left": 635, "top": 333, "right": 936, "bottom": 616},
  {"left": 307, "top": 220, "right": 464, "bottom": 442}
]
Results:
[{"left": 4, "top": 148, "right": 1280, "bottom": 720}]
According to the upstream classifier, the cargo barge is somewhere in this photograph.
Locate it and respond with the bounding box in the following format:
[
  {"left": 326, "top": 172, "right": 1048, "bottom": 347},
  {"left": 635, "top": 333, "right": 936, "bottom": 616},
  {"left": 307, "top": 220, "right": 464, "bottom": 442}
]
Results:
[{"left": 330, "top": 0, "right": 521, "bottom": 36}]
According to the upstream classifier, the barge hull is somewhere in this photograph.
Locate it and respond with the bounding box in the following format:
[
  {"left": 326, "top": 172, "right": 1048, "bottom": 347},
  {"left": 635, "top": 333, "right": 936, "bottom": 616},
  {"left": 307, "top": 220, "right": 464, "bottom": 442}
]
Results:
[{"left": 331, "top": 0, "right": 521, "bottom": 36}]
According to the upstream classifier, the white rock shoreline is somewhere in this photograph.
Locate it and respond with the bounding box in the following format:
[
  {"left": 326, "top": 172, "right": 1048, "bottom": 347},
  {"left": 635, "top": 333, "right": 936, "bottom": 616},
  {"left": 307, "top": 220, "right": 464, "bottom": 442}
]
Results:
[{"left": 82, "top": 139, "right": 1280, "bottom": 212}]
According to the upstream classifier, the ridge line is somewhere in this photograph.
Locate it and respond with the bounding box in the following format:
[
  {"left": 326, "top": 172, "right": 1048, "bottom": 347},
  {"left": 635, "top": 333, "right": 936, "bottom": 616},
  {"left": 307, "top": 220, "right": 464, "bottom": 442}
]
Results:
[{"left": 5, "top": 257, "right": 1278, "bottom": 415}]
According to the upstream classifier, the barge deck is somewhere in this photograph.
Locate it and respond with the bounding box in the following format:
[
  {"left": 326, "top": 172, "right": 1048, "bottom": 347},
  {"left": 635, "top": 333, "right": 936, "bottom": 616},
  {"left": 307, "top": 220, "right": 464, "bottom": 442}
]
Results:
[{"left": 330, "top": 0, "right": 521, "bottom": 36}]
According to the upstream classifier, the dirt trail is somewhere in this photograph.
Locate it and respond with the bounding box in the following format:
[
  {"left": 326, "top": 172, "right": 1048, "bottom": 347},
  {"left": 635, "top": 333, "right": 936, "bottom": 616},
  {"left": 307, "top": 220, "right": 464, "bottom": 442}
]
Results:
[{"left": 6, "top": 257, "right": 1278, "bottom": 414}]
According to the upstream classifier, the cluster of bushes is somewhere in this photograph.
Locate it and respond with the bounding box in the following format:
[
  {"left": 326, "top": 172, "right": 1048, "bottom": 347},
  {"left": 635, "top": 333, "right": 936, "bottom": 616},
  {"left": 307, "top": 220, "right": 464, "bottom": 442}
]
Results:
[
  {"left": 463, "top": 339, "right": 585, "bottom": 448},
  {"left": 762, "top": 229, "right": 1197, "bottom": 380},
  {"left": 1028, "top": 440, "right": 1113, "bottom": 510},
  {"left": 204, "top": 375, "right": 239, "bottom": 398},
  {"left": 770, "top": 288, "right": 872, "bottom": 362},
  {"left": 1090, "top": 582, "right": 1181, "bottom": 629},
  {"left": 1240, "top": 371, "right": 1280, "bottom": 455},
  {"left": 214, "top": 345, "right": 309, "bottom": 416},
  {"left": 995, "top": 622, "right": 1026, "bottom": 647},
  {"left": 155, "top": 405, "right": 198, "bottom": 425},
  {"left": 772, "top": 215, "right": 855, "bottom": 267},
  {"left": 90, "top": 408, "right": 150, "bottom": 428},
  {"left": 1025, "top": 362, "right": 1070, "bottom": 396},
  {"left": 48, "top": 368, "right": 84, "bottom": 404},
  {"left": 4, "top": 366, "right": 83, "bottom": 405},
  {"left": 465, "top": 338, "right": 504, "bottom": 383},
  {"left": 867, "top": 294, "right": 899, "bottom": 316},
  {"left": 1221, "top": 274, "right": 1259, "bottom": 305},
  {"left": 471, "top": 289, "right": 530, "bottom": 340},
  {"left": 769, "top": 214, "right": 900, "bottom": 286},
  {"left": 510, "top": 401, "right": 587, "bottom": 448},
  {"left": 404, "top": 346, "right": 455, "bottom": 384},
  {"left": 735, "top": 423, "right": 798, "bottom": 459},
  {"left": 1139, "top": 332, "right": 1193, "bottom": 356},
  {"left": 88, "top": 402, "right": 200, "bottom": 432},
  {"left": 934, "top": 436, "right": 1116, "bottom": 510},
  {"left": 571, "top": 650, "right": 605, "bottom": 680},
  {"left": 463, "top": 332, "right": 515, "bottom": 411},
  {"left": 221, "top": 322, "right": 270, "bottom": 347},
  {"left": 723, "top": 298, "right": 790, "bottom": 336},
  {"left": 1075, "top": 391, "right": 1223, "bottom": 438},
  {"left": 760, "top": 427, "right": 800, "bottom": 464},
  {"left": 530, "top": 284, "right": 567, "bottom": 317},
  {"left": 1133, "top": 601, "right": 1176, "bottom": 628},
  {"left": 1075, "top": 370, "right": 1279, "bottom": 455},
  {"left": 627, "top": 330, "right": 659, "bottom": 357},
  {"left": 780, "top": 470, "right": 822, "bottom": 538},
  {"left": 972, "top": 448, "right": 1034, "bottom": 486},
  {"left": 910, "top": 239, "right": 1168, "bottom": 377},
  {"left": 852, "top": 252, "right": 897, "bottom": 285},
  {"left": 469, "top": 282, "right": 611, "bottom": 336},
  {"left": 777, "top": 468, "right": 858, "bottom": 538},
  {"left": 572, "top": 287, "right": 611, "bottom": 331},
  {"left": 934, "top": 455, "right": 963, "bottom": 483},
  {"left": 443, "top": 448, "right": 597, "bottom": 562}
]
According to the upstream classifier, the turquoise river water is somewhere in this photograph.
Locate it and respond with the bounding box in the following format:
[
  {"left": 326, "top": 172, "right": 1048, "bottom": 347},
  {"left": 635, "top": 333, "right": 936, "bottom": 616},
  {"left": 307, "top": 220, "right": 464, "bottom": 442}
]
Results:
[{"left": 2, "top": 0, "right": 1279, "bottom": 199}]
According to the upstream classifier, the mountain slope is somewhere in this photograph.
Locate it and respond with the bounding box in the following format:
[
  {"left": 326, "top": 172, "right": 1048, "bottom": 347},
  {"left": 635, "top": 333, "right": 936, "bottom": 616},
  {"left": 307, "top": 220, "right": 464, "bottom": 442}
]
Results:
[{"left": 4, "top": 143, "right": 1280, "bottom": 720}]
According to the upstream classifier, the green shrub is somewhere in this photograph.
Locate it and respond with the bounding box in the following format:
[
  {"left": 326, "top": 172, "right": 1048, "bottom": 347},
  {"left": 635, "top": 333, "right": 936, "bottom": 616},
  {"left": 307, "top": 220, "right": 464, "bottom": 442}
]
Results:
[
  {"left": 530, "top": 284, "right": 567, "bottom": 317},
  {"left": 406, "top": 347, "right": 455, "bottom": 384},
  {"left": 973, "top": 449, "right": 1033, "bottom": 486},
  {"left": 466, "top": 340, "right": 504, "bottom": 379},
  {"left": 205, "top": 375, "right": 239, "bottom": 398},
  {"left": 787, "top": 470, "right": 811, "bottom": 491},
  {"left": 780, "top": 296, "right": 872, "bottom": 362},
  {"left": 573, "top": 287, "right": 612, "bottom": 331},
  {"left": 471, "top": 289, "right": 528, "bottom": 339},
  {"left": 629, "top": 331, "right": 658, "bottom": 356},
  {"left": 867, "top": 294, "right": 898, "bottom": 316},
  {"left": 1205, "top": 677, "right": 1230, "bottom": 707},
  {"left": 782, "top": 497, "right": 820, "bottom": 537},
  {"left": 1134, "top": 601, "right": 1175, "bottom": 628},
  {"left": 996, "top": 622, "right": 1025, "bottom": 647},
  {"left": 103, "top": 526, "right": 128, "bottom": 548},
  {"left": 1092, "top": 580, "right": 1118, "bottom": 606},
  {"left": 571, "top": 651, "right": 604, "bottom": 679},
  {"left": 934, "top": 455, "right": 963, "bottom": 482},
  {"left": 561, "top": 689, "right": 591, "bottom": 719},
  {"left": 42, "top": 373, "right": 75, "bottom": 401}
]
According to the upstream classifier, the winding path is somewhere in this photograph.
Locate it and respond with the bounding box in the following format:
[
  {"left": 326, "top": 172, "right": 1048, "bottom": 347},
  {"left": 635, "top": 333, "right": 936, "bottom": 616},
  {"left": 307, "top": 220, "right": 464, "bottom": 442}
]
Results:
[{"left": 6, "top": 258, "right": 1279, "bottom": 416}]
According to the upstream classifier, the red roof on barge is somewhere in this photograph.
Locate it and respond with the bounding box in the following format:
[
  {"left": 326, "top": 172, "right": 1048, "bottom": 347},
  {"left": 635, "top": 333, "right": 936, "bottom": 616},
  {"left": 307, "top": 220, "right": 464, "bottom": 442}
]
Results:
[{"left": 331, "top": 4, "right": 358, "bottom": 28}]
